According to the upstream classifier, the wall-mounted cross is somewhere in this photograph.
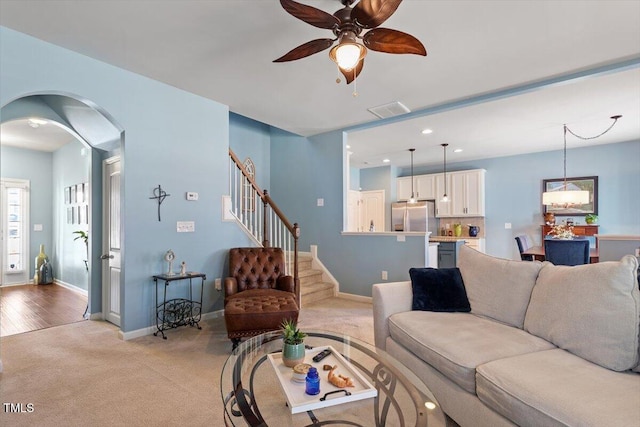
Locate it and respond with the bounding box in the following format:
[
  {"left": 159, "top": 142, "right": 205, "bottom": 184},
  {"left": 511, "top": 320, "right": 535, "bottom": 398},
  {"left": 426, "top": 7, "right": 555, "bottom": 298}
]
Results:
[{"left": 149, "top": 185, "right": 170, "bottom": 221}]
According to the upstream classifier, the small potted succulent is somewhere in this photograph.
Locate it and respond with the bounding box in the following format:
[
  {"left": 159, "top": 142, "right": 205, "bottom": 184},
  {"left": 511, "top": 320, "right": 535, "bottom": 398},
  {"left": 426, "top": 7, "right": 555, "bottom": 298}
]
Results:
[
  {"left": 281, "top": 319, "right": 306, "bottom": 367},
  {"left": 585, "top": 214, "right": 598, "bottom": 224}
]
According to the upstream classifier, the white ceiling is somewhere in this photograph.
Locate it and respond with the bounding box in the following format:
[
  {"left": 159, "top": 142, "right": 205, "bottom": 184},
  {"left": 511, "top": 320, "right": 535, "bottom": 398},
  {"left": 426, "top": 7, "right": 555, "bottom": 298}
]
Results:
[
  {"left": 1, "top": 119, "right": 76, "bottom": 152},
  {"left": 1, "top": 0, "right": 639, "bottom": 164}
]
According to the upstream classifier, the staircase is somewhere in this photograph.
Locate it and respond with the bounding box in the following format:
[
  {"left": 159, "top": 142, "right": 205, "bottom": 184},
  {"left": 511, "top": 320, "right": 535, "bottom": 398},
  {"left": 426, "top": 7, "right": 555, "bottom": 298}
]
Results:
[
  {"left": 297, "top": 253, "right": 335, "bottom": 306},
  {"left": 228, "top": 149, "right": 336, "bottom": 307}
]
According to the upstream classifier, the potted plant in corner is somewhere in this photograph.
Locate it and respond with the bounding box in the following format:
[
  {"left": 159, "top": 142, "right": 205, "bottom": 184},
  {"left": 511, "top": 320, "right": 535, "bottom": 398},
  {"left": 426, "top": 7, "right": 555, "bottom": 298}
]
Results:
[{"left": 281, "top": 319, "right": 306, "bottom": 367}]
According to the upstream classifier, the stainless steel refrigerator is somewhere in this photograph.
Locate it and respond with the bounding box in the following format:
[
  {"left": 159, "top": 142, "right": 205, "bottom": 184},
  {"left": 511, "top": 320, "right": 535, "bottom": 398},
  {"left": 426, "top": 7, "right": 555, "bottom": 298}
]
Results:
[{"left": 391, "top": 200, "right": 438, "bottom": 234}]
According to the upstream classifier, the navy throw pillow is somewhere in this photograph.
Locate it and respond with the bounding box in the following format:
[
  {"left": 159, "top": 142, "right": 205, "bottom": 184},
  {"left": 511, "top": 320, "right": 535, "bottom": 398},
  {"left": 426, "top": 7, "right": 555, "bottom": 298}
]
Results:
[{"left": 409, "top": 267, "right": 471, "bottom": 312}]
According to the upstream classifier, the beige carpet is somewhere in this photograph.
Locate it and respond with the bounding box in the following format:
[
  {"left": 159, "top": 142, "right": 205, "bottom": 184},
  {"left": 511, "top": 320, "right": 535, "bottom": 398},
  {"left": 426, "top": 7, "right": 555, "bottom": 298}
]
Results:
[{"left": 0, "top": 297, "right": 375, "bottom": 426}]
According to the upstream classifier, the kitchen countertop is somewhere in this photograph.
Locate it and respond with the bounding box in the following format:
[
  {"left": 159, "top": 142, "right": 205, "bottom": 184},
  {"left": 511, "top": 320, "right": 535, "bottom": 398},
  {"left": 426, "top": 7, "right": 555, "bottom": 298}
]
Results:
[{"left": 430, "top": 236, "right": 482, "bottom": 242}]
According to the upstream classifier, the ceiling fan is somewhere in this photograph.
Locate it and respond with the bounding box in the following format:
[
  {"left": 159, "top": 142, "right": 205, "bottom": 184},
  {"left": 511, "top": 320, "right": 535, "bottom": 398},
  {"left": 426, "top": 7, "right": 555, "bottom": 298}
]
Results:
[{"left": 274, "top": 0, "right": 427, "bottom": 84}]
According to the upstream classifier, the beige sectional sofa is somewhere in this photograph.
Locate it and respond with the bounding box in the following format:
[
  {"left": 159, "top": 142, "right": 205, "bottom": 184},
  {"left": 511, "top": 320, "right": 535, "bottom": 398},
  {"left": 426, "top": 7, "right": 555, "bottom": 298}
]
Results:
[{"left": 373, "top": 245, "right": 640, "bottom": 426}]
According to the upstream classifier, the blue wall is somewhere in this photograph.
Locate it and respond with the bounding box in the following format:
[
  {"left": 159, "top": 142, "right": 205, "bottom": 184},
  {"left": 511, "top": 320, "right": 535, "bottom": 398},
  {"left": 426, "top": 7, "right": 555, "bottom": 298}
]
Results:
[
  {"left": 270, "top": 129, "right": 428, "bottom": 296},
  {"left": 401, "top": 140, "right": 640, "bottom": 257},
  {"left": 270, "top": 126, "right": 640, "bottom": 297},
  {"left": 52, "top": 140, "right": 90, "bottom": 290},
  {"left": 1, "top": 26, "right": 254, "bottom": 333},
  {"left": 3, "top": 26, "right": 638, "bottom": 308},
  {"left": 229, "top": 112, "right": 271, "bottom": 192},
  {"left": 0, "top": 145, "right": 53, "bottom": 278}
]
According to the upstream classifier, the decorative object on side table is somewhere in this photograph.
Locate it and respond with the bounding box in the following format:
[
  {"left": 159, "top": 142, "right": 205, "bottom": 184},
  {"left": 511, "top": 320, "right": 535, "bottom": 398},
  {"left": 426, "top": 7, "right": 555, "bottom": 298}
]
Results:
[
  {"left": 180, "top": 261, "right": 187, "bottom": 275},
  {"left": 547, "top": 223, "right": 575, "bottom": 240},
  {"left": 164, "top": 249, "right": 176, "bottom": 276},
  {"left": 281, "top": 319, "right": 307, "bottom": 367},
  {"left": 468, "top": 225, "right": 480, "bottom": 237},
  {"left": 585, "top": 213, "right": 598, "bottom": 224},
  {"left": 453, "top": 223, "right": 462, "bottom": 237},
  {"left": 544, "top": 212, "right": 556, "bottom": 225}
]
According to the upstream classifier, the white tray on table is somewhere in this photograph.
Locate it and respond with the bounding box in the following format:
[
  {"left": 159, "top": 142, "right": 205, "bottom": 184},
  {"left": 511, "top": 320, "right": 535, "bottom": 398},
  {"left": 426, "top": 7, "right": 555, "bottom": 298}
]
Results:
[{"left": 267, "top": 345, "right": 378, "bottom": 414}]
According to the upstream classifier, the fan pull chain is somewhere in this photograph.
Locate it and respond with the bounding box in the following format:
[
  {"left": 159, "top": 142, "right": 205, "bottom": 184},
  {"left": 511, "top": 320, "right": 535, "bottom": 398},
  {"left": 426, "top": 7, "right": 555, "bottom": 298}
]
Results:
[{"left": 352, "top": 68, "right": 358, "bottom": 97}]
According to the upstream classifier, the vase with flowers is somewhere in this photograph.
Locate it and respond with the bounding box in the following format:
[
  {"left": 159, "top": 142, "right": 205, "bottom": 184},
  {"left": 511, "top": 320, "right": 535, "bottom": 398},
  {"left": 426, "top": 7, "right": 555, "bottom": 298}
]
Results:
[{"left": 547, "top": 223, "right": 575, "bottom": 240}]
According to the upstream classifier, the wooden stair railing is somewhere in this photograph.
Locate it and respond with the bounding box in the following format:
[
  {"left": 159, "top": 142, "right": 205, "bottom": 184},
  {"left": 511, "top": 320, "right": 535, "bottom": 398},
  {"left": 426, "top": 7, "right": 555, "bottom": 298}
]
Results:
[{"left": 228, "top": 149, "right": 301, "bottom": 306}]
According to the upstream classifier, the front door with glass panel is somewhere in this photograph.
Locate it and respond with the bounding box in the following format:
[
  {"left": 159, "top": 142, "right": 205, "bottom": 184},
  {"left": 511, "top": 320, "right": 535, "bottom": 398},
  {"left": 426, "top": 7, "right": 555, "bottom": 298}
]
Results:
[{"left": 1, "top": 179, "right": 30, "bottom": 286}]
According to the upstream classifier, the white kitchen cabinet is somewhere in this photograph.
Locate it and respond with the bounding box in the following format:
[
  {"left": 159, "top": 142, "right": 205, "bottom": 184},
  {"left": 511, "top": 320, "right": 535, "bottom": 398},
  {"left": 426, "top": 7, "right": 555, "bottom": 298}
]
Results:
[
  {"left": 464, "top": 238, "right": 486, "bottom": 253},
  {"left": 434, "top": 174, "right": 452, "bottom": 217},
  {"left": 398, "top": 169, "right": 485, "bottom": 217},
  {"left": 450, "top": 169, "right": 485, "bottom": 217},
  {"left": 434, "top": 169, "right": 485, "bottom": 217},
  {"left": 415, "top": 174, "right": 436, "bottom": 200},
  {"left": 396, "top": 176, "right": 414, "bottom": 201}
]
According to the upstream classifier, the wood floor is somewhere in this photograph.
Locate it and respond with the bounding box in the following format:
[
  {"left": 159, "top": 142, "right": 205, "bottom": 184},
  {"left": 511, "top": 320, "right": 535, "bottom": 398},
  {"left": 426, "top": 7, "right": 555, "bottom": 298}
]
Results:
[{"left": 0, "top": 283, "right": 87, "bottom": 337}]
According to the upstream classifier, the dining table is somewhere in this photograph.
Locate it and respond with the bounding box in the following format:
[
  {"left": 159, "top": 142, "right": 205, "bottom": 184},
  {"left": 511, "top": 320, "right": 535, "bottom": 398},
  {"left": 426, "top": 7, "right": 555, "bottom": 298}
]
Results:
[{"left": 521, "top": 246, "right": 599, "bottom": 263}]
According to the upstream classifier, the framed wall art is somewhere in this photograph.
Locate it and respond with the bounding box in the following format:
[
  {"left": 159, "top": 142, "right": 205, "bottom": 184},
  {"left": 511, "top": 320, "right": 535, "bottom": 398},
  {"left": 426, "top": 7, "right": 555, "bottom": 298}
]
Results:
[{"left": 542, "top": 176, "right": 598, "bottom": 215}]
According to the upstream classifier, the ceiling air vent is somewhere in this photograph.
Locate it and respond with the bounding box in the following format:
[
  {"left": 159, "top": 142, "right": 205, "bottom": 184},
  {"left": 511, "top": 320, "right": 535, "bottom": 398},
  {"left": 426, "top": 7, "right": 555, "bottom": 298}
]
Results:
[{"left": 367, "top": 101, "right": 411, "bottom": 119}]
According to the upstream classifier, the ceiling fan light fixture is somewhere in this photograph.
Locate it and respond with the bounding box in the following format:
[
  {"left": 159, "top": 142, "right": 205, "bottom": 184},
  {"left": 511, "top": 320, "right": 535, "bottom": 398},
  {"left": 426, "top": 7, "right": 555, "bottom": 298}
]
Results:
[{"left": 329, "top": 32, "right": 367, "bottom": 71}]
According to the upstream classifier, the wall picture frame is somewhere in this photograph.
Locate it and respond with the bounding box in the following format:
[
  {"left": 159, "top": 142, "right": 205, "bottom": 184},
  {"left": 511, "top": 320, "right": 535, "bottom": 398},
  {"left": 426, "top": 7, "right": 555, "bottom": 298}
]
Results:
[{"left": 542, "top": 176, "right": 598, "bottom": 215}]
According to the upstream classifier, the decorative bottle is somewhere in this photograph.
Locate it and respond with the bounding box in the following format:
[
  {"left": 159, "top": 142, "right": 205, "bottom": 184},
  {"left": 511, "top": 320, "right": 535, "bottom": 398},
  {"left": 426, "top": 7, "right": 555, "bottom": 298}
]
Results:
[
  {"left": 34, "top": 244, "right": 49, "bottom": 284},
  {"left": 305, "top": 367, "right": 320, "bottom": 395}
]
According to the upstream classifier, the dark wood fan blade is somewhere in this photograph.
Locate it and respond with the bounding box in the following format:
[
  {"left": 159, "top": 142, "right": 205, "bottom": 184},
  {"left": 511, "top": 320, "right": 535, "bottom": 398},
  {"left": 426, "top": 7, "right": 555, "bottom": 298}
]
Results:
[
  {"left": 363, "top": 28, "right": 426, "bottom": 55},
  {"left": 351, "top": 0, "right": 402, "bottom": 29},
  {"left": 280, "top": 0, "right": 340, "bottom": 29},
  {"left": 339, "top": 59, "right": 365, "bottom": 85},
  {"left": 274, "top": 38, "right": 335, "bottom": 62}
]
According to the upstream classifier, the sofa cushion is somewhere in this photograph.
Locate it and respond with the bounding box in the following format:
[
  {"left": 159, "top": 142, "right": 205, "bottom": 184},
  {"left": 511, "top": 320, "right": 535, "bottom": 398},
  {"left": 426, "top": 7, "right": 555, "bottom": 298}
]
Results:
[
  {"left": 524, "top": 255, "right": 640, "bottom": 371},
  {"left": 388, "top": 311, "right": 555, "bottom": 393},
  {"left": 409, "top": 267, "right": 471, "bottom": 312},
  {"left": 476, "top": 348, "right": 640, "bottom": 427},
  {"left": 458, "top": 245, "right": 544, "bottom": 329}
]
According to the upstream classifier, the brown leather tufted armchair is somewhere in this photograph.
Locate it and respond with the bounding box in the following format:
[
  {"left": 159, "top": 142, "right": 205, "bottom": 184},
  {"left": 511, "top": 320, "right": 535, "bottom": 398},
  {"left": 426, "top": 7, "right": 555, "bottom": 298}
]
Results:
[{"left": 224, "top": 247, "right": 299, "bottom": 349}]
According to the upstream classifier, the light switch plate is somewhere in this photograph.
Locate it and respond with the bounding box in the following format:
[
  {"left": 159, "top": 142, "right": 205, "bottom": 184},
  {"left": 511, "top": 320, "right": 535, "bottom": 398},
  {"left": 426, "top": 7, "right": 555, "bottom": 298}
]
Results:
[
  {"left": 505, "top": 223, "right": 512, "bottom": 229},
  {"left": 177, "top": 221, "right": 195, "bottom": 232},
  {"left": 317, "top": 198, "right": 324, "bottom": 207},
  {"left": 186, "top": 192, "right": 198, "bottom": 201},
  {"left": 33, "top": 224, "right": 43, "bottom": 231}
]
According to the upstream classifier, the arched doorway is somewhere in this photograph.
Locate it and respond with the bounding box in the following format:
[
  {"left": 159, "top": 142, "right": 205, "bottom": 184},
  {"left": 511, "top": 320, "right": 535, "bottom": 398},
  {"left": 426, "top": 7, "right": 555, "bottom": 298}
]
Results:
[{"left": 0, "top": 93, "right": 123, "bottom": 333}]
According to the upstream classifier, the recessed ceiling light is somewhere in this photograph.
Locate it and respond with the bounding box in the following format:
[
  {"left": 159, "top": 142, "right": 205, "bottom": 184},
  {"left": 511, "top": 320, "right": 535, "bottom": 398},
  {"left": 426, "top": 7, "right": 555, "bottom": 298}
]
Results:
[
  {"left": 454, "top": 148, "right": 463, "bottom": 153},
  {"left": 421, "top": 129, "right": 433, "bottom": 135},
  {"left": 383, "top": 159, "right": 390, "bottom": 163}
]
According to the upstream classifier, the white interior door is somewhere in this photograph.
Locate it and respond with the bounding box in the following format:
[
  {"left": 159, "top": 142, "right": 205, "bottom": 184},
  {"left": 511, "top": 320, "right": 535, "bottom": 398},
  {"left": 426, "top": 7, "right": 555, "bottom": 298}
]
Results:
[
  {"left": 347, "top": 190, "right": 360, "bottom": 232},
  {"left": 102, "top": 157, "right": 121, "bottom": 326},
  {"left": 359, "top": 190, "right": 385, "bottom": 232}
]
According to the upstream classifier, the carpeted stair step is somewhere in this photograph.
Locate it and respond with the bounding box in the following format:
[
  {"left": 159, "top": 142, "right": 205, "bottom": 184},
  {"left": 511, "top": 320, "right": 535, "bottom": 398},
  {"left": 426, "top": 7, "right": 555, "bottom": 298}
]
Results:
[
  {"left": 301, "top": 282, "right": 335, "bottom": 306},
  {"left": 299, "top": 268, "right": 323, "bottom": 286}
]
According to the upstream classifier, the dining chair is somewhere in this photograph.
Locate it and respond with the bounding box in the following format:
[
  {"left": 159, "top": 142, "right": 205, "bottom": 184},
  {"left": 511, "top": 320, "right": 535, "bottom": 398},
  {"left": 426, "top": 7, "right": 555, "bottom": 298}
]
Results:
[
  {"left": 543, "top": 239, "right": 590, "bottom": 266},
  {"left": 515, "top": 234, "right": 534, "bottom": 261}
]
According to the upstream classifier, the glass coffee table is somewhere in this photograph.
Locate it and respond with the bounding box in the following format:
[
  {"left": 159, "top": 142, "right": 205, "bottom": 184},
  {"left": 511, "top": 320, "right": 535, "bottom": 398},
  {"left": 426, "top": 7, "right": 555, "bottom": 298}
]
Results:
[{"left": 221, "top": 330, "right": 446, "bottom": 426}]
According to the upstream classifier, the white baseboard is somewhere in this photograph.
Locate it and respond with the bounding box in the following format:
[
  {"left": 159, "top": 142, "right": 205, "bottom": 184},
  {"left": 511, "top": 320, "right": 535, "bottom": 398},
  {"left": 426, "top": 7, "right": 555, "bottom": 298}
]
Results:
[
  {"left": 119, "top": 309, "right": 225, "bottom": 340},
  {"left": 336, "top": 292, "right": 372, "bottom": 304},
  {"left": 54, "top": 279, "right": 88, "bottom": 296}
]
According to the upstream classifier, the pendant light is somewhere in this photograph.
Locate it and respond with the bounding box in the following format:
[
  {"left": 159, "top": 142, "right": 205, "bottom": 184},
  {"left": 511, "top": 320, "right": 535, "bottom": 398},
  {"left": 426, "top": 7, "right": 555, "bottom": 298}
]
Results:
[
  {"left": 543, "top": 115, "right": 621, "bottom": 207},
  {"left": 408, "top": 148, "right": 416, "bottom": 204},
  {"left": 440, "top": 143, "right": 449, "bottom": 203}
]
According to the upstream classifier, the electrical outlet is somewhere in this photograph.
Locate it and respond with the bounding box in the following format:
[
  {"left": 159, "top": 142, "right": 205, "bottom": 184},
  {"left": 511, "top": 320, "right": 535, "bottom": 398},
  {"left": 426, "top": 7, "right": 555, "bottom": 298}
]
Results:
[
  {"left": 186, "top": 192, "right": 199, "bottom": 201},
  {"left": 381, "top": 271, "right": 388, "bottom": 280},
  {"left": 177, "top": 221, "right": 195, "bottom": 232},
  {"left": 215, "top": 278, "right": 222, "bottom": 291},
  {"left": 317, "top": 198, "right": 324, "bottom": 207},
  {"left": 505, "top": 223, "right": 512, "bottom": 229},
  {"left": 397, "top": 235, "right": 406, "bottom": 242}
]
